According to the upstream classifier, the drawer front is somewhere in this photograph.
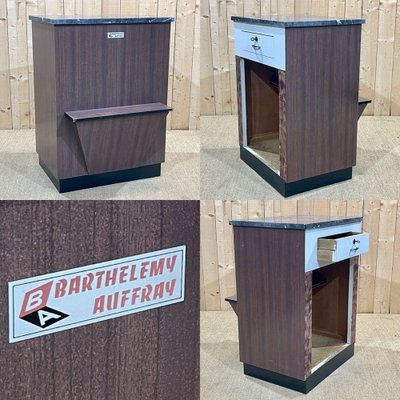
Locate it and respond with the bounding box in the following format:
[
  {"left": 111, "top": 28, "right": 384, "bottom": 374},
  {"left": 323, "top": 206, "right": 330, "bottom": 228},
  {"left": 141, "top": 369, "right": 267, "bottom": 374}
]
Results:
[
  {"left": 234, "top": 22, "right": 286, "bottom": 71},
  {"left": 305, "top": 221, "right": 366, "bottom": 272},
  {"left": 317, "top": 232, "right": 369, "bottom": 264}
]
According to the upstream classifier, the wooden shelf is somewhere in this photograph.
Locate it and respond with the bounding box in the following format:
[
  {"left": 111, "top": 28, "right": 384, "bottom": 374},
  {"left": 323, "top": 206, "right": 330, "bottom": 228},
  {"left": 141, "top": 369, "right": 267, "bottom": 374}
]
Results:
[{"left": 65, "top": 103, "right": 172, "bottom": 123}]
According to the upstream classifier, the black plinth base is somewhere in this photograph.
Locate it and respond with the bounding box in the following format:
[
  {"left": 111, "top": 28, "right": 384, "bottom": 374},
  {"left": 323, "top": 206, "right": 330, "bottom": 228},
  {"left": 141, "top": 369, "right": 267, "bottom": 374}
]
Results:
[
  {"left": 244, "top": 344, "right": 354, "bottom": 394},
  {"left": 39, "top": 161, "right": 161, "bottom": 193},
  {"left": 240, "top": 146, "right": 353, "bottom": 197}
]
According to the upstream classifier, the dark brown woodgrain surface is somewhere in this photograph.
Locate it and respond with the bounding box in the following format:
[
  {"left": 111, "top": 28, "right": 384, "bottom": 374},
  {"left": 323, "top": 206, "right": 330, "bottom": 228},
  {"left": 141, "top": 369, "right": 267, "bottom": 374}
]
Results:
[
  {"left": 284, "top": 25, "right": 361, "bottom": 182},
  {"left": 32, "top": 23, "right": 58, "bottom": 176},
  {"left": 312, "top": 260, "right": 349, "bottom": 341},
  {"left": 0, "top": 201, "right": 200, "bottom": 400},
  {"left": 65, "top": 103, "right": 171, "bottom": 122},
  {"left": 233, "top": 226, "right": 308, "bottom": 380},
  {"left": 75, "top": 112, "right": 168, "bottom": 175},
  {"left": 244, "top": 60, "right": 279, "bottom": 145},
  {"left": 32, "top": 22, "right": 171, "bottom": 180}
]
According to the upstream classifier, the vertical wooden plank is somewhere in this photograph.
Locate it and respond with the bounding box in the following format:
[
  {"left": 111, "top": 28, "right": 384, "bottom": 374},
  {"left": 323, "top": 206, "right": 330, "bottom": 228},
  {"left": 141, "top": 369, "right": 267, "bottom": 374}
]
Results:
[
  {"left": 200, "top": 0, "right": 216, "bottom": 115},
  {"left": 171, "top": 0, "right": 196, "bottom": 129},
  {"left": 7, "top": 0, "right": 30, "bottom": 128},
  {"left": 75, "top": 0, "right": 84, "bottom": 16},
  {"left": 159, "top": 0, "right": 178, "bottom": 128},
  {"left": 389, "top": 202, "right": 400, "bottom": 312},
  {"left": 358, "top": 200, "right": 381, "bottom": 313},
  {"left": 63, "top": 0, "right": 76, "bottom": 16},
  {"left": 200, "top": 201, "right": 221, "bottom": 310},
  {"left": 215, "top": 201, "right": 236, "bottom": 310},
  {"left": 360, "top": 0, "right": 380, "bottom": 114},
  {"left": 328, "top": 0, "right": 345, "bottom": 17},
  {"left": 0, "top": 0, "right": 12, "bottom": 128},
  {"left": 139, "top": 0, "right": 158, "bottom": 16},
  {"left": 189, "top": 0, "right": 200, "bottom": 129},
  {"left": 273, "top": 200, "right": 297, "bottom": 217},
  {"left": 345, "top": 0, "right": 362, "bottom": 17},
  {"left": 264, "top": 200, "right": 274, "bottom": 217},
  {"left": 120, "top": 0, "right": 139, "bottom": 15},
  {"left": 297, "top": 200, "right": 314, "bottom": 216},
  {"left": 83, "top": 0, "right": 102, "bottom": 17},
  {"left": 374, "top": 200, "right": 397, "bottom": 313},
  {"left": 248, "top": 200, "right": 265, "bottom": 218},
  {"left": 243, "top": 0, "right": 260, "bottom": 18},
  {"left": 390, "top": 0, "right": 400, "bottom": 115},
  {"left": 329, "top": 200, "right": 347, "bottom": 217},
  {"left": 209, "top": 0, "right": 231, "bottom": 116},
  {"left": 346, "top": 200, "right": 364, "bottom": 217},
  {"left": 313, "top": 200, "right": 330, "bottom": 217},
  {"left": 295, "top": 0, "right": 312, "bottom": 16},
  {"left": 311, "top": 0, "right": 329, "bottom": 16},
  {"left": 227, "top": 0, "right": 244, "bottom": 115},
  {"left": 260, "top": 0, "right": 271, "bottom": 17},
  {"left": 45, "top": 0, "right": 63, "bottom": 15},
  {"left": 374, "top": 0, "right": 397, "bottom": 116},
  {"left": 270, "top": 0, "right": 278, "bottom": 15},
  {"left": 278, "top": 0, "right": 295, "bottom": 16},
  {"left": 27, "top": 0, "right": 46, "bottom": 128},
  {"left": 102, "top": 0, "right": 121, "bottom": 16}
]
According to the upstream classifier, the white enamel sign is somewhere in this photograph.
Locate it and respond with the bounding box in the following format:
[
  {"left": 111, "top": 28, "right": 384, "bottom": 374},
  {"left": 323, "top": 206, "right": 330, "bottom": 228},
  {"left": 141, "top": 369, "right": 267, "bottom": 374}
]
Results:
[{"left": 9, "top": 245, "right": 186, "bottom": 343}]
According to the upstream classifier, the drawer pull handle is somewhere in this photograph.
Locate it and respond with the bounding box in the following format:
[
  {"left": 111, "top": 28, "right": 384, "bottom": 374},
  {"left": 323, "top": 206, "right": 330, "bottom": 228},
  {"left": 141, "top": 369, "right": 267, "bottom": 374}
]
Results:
[
  {"left": 353, "top": 239, "right": 360, "bottom": 244},
  {"left": 251, "top": 36, "right": 261, "bottom": 50}
]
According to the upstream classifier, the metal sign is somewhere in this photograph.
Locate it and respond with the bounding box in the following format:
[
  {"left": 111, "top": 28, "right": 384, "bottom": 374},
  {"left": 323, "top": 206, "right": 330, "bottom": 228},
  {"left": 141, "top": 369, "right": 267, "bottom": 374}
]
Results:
[
  {"left": 107, "top": 32, "right": 125, "bottom": 39},
  {"left": 9, "top": 245, "right": 186, "bottom": 343}
]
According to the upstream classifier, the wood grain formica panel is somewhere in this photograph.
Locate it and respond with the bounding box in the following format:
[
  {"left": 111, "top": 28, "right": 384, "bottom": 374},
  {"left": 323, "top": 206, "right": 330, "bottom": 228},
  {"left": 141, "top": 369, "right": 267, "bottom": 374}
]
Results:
[
  {"left": 157, "top": 201, "right": 200, "bottom": 400},
  {"left": 32, "top": 22, "right": 58, "bottom": 177},
  {"left": 304, "top": 271, "right": 313, "bottom": 378},
  {"left": 350, "top": 258, "right": 359, "bottom": 344},
  {"left": 244, "top": 60, "right": 279, "bottom": 144},
  {"left": 0, "top": 201, "right": 200, "bottom": 400},
  {"left": 312, "top": 260, "right": 350, "bottom": 341},
  {"left": 65, "top": 103, "right": 172, "bottom": 122},
  {"left": 75, "top": 112, "right": 168, "bottom": 175},
  {"left": 278, "top": 70, "right": 287, "bottom": 180},
  {"left": 284, "top": 25, "right": 361, "bottom": 182},
  {"left": 236, "top": 56, "right": 244, "bottom": 146},
  {"left": 53, "top": 23, "right": 171, "bottom": 179},
  {"left": 233, "top": 226, "right": 307, "bottom": 381}
]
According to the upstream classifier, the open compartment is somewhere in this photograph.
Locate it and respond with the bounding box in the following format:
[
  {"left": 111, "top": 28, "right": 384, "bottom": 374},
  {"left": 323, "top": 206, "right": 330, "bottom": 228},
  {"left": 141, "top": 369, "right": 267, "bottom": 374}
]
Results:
[
  {"left": 65, "top": 103, "right": 171, "bottom": 175},
  {"left": 243, "top": 59, "right": 283, "bottom": 175},
  {"left": 311, "top": 261, "right": 350, "bottom": 370}
]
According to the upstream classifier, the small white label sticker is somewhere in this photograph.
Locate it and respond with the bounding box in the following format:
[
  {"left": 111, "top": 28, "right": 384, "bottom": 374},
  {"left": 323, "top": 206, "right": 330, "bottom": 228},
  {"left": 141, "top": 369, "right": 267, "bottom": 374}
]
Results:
[
  {"left": 9, "top": 245, "right": 186, "bottom": 343},
  {"left": 107, "top": 32, "right": 125, "bottom": 39}
]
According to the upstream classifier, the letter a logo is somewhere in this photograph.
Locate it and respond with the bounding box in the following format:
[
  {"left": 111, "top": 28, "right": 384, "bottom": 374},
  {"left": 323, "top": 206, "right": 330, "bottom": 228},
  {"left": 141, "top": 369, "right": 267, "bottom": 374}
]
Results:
[{"left": 19, "top": 281, "right": 69, "bottom": 329}]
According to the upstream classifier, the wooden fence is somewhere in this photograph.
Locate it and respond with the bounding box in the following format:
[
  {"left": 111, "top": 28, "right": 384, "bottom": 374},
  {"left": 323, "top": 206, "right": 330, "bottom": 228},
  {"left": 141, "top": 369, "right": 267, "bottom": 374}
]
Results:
[
  {"left": 0, "top": 0, "right": 200, "bottom": 130},
  {"left": 201, "top": 0, "right": 400, "bottom": 117},
  {"left": 200, "top": 200, "right": 400, "bottom": 313}
]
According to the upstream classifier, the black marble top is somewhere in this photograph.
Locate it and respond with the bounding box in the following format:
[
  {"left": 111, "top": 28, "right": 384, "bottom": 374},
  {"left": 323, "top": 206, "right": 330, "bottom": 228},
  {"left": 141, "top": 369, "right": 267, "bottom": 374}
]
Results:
[
  {"left": 229, "top": 216, "right": 363, "bottom": 230},
  {"left": 231, "top": 15, "right": 365, "bottom": 28},
  {"left": 29, "top": 16, "right": 175, "bottom": 25}
]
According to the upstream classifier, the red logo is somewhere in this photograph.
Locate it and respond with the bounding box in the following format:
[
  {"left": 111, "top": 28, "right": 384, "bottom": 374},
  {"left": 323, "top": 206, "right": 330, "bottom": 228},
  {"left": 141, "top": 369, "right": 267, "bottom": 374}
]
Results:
[{"left": 19, "top": 281, "right": 69, "bottom": 329}]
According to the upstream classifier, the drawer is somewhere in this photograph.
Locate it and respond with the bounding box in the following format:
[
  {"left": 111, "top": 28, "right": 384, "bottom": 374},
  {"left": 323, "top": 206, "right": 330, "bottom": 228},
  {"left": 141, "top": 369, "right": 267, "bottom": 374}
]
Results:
[
  {"left": 234, "top": 22, "right": 286, "bottom": 71},
  {"left": 317, "top": 232, "right": 369, "bottom": 263}
]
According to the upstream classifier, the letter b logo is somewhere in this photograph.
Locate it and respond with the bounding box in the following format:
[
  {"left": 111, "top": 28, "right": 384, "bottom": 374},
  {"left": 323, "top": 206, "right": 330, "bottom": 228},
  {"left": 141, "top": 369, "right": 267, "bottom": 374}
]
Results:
[{"left": 19, "top": 282, "right": 69, "bottom": 329}]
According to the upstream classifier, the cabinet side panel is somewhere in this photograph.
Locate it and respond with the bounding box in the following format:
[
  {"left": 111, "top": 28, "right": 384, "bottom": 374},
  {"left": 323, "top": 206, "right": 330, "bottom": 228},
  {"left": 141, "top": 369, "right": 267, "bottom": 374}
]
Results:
[
  {"left": 233, "top": 226, "right": 307, "bottom": 380},
  {"left": 285, "top": 25, "right": 361, "bottom": 182},
  {"left": 32, "top": 23, "right": 58, "bottom": 176}
]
